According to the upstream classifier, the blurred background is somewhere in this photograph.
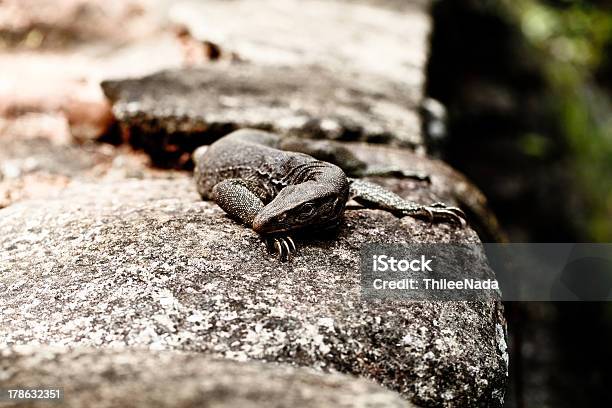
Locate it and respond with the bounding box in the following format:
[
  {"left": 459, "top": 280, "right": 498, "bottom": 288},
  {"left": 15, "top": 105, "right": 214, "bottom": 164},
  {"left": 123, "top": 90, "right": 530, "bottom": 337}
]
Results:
[
  {"left": 1, "top": 0, "right": 612, "bottom": 406},
  {"left": 426, "top": 0, "right": 612, "bottom": 406}
]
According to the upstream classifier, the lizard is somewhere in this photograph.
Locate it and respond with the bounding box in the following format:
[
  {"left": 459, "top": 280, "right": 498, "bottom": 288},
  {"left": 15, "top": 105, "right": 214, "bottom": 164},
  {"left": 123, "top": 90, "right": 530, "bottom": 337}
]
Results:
[{"left": 193, "top": 129, "right": 466, "bottom": 261}]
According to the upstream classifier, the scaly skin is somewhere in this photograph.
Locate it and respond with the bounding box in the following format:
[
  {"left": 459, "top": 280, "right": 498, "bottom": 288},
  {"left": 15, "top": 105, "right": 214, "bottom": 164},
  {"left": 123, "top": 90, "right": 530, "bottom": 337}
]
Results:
[{"left": 194, "top": 129, "right": 465, "bottom": 261}]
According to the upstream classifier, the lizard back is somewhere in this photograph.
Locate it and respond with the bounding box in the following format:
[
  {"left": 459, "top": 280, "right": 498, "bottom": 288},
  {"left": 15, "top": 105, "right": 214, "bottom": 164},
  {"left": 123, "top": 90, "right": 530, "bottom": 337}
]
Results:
[{"left": 194, "top": 130, "right": 348, "bottom": 205}]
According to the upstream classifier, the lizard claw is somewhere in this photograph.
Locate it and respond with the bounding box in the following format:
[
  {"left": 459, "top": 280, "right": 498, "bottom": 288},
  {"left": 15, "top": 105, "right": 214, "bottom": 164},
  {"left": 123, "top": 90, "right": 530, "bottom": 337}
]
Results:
[
  {"left": 265, "top": 235, "right": 298, "bottom": 262},
  {"left": 408, "top": 203, "right": 467, "bottom": 228}
]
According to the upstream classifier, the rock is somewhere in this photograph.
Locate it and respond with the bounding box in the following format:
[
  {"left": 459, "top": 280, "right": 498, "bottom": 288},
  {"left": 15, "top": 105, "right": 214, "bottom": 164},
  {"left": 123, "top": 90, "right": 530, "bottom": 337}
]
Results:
[
  {"left": 0, "top": 346, "right": 417, "bottom": 408},
  {"left": 0, "top": 69, "right": 114, "bottom": 141},
  {"left": 0, "top": 0, "right": 158, "bottom": 49},
  {"left": 0, "top": 1, "right": 207, "bottom": 143},
  {"left": 0, "top": 113, "right": 73, "bottom": 145},
  {"left": 102, "top": 64, "right": 423, "bottom": 168},
  {"left": 1, "top": 2, "right": 508, "bottom": 406},
  {"left": 102, "top": 0, "right": 433, "bottom": 167},
  {"left": 169, "top": 0, "right": 430, "bottom": 86},
  {"left": 0, "top": 136, "right": 185, "bottom": 208},
  {"left": 0, "top": 149, "right": 508, "bottom": 407}
]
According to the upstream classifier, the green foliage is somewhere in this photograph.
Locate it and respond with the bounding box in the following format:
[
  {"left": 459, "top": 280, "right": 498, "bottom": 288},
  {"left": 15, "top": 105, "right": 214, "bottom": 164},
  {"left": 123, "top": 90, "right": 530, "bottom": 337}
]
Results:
[
  {"left": 520, "top": 132, "right": 554, "bottom": 157},
  {"left": 503, "top": 0, "right": 612, "bottom": 241}
]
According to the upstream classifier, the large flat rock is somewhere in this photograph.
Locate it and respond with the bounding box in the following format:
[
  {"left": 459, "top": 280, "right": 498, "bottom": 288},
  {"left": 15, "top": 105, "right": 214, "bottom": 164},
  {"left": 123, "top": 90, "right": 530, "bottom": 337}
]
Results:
[
  {"left": 0, "top": 346, "right": 417, "bottom": 408},
  {"left": 0, "top": 170, "right": 507, "bottom": 407},
  {"left": 102, "top": 65, "right": 423, "bottom": 168}
]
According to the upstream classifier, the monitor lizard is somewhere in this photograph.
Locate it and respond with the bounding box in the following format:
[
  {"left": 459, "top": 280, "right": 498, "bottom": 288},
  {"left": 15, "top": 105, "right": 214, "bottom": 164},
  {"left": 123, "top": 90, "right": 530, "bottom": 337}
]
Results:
[{"left": 194, "top": 129, "right": 466, "bottom": 261}]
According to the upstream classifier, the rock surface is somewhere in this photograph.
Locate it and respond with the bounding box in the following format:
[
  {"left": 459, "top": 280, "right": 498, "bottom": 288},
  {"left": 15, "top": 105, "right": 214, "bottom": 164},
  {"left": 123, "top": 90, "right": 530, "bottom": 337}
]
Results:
[
  {"left": 169, "top": 0, "right": 430, "bottom": 86},
  {"left": 0, "top": 154, "right": 508, "bottom": 407},
  {"left": 0, "top": 136, "right": 184, "bottom": 208},
  {"left": 102, "top": 0, "right": 433, "bottom": 166},
  {"left": 0, "top": 2, "right": 509, "bottom": 407},
  {"left": 0, "top": 0, "right": 159, "bottom": 49},
  {"left": 102, "top": 65, "right": 423, "bottom": 168},
  {"left": 0, "top": 346, "right": 417, "bottom": 408},
  {"left": 0, "top": 0, "right": 213, "bottom": 143}
]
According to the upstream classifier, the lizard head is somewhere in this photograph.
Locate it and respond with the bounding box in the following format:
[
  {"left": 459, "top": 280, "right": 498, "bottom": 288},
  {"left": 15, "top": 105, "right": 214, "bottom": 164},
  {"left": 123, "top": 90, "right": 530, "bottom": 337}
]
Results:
[{"left": 252, "top": 181, "right": 348, "bottom": 234}]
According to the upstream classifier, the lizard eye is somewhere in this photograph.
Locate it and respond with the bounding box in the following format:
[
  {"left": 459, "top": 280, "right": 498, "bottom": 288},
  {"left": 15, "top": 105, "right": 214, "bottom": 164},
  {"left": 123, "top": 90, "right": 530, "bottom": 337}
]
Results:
[{"left": 297, "top": 203, "right": 316, "bottom": 221}]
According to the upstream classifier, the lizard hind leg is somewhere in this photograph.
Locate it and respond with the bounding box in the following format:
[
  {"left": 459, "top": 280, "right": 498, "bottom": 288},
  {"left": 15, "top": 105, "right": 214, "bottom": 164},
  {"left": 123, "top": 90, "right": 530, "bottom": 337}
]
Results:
[
  {"left": 211, "top": 179, "right": 298, "bottom": 261},
  {"left": 348, "top": 179, "right": 467, "bottom": 227}
]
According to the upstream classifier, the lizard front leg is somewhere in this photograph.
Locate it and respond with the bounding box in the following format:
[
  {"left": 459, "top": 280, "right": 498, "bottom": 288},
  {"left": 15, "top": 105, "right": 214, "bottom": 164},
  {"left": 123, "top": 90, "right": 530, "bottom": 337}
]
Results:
[
  {"left": 348, "top": 179, "right": 467, "bottom": 227},
  {"left": 211, "top": 179, "right": 297, "bottom": 261}
]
